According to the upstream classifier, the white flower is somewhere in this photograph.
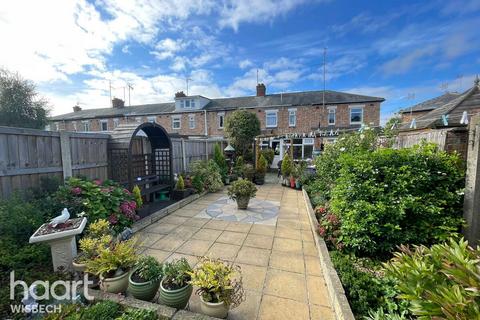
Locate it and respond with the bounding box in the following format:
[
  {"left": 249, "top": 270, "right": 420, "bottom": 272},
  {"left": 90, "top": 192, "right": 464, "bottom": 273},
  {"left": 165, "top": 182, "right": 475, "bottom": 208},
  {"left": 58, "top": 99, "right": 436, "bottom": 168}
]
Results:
[
  {"left": 78, "top": 211, "right": 86, "bottom": 217},
  {"left": 340, "top": 147, "right": 346, "bottom": 152}
]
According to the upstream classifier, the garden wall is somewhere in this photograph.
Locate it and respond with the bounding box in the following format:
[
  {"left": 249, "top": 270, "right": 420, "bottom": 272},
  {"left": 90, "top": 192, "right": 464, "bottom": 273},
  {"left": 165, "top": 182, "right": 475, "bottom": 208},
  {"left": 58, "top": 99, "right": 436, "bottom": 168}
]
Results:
[{"left": 0, "top": 126, "right": 109, "bottom": 198}]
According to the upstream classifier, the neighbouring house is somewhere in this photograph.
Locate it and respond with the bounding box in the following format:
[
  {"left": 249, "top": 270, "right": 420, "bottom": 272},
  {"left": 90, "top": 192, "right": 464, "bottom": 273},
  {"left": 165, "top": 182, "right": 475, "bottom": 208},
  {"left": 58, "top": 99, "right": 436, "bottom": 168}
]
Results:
[
  {"left": 397, "top": 77, "right": 480, "bottom": 160},
  {"left": 399, "top": 92, "right": 461, "bottom": 123},
  {"left": 49, "top": 84, "right": 383, "bottom": 162}
]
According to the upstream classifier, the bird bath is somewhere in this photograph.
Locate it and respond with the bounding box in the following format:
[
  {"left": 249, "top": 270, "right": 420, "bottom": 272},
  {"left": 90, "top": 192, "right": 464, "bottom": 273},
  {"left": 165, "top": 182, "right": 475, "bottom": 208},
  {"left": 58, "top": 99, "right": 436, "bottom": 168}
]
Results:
[{"left": 29, "top": 217, "right": 87, "bottom": 272}]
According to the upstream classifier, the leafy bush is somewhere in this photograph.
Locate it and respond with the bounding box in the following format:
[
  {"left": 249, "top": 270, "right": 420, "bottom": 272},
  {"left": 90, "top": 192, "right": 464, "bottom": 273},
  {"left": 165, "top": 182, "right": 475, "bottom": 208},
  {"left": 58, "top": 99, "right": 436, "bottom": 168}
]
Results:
[
  {"left": 81, "top": 301, "right": 121, "bottom": 320},
  {"left": 227, "top": 179, "right": 257, "bottom": 200},
  {"left": 192, "top": 174, "right": 204, "bottom": 193},
  {"left": 161, "top": 258, "right": 192, "bottom": 290},
  {"left": 115, "top": 308, "right": 157, "bottom": 320},
  {"left": 260, "top": 149, "right": 274, "bottom": 167},
  {"left": 315, "top": 206, "right": 342, "bottom": 250},
  {"left": 330, "top": 143, "right": 465, "bottom": 256},
  {"left": 132, "top": 185, "right": 143, "bottom": 208},
  {"left": 384, "top": 238, "right": 480, "bottom": 319},
  {"left": 256, "top": 154, "right": 268, "bottom": 175},
  {"left": 53, "top": 177, "right": 139, "bottom": 233},
  {"left": 213, "top": 143, "right": 228, "bottom": 181},
  {"left": 243, "top": 163, "right": 255, "bottom": 181},
  {"left": 281, "top": 153, "right": 293, "bottom": 177},
  {"left": 134, "top": 256, "right": 163, "bottom": 282},
  {"left": 190, "top": 160, "right": 223, "bottom": 192},
  {"left": 189, "top": 257, "right": 245, "bottom": 307},
  {"left": 224, "top": 110, "right": 260, "bottom": 157},
  {"left": 86, "top": 238, "right": 137, "bottom": 277}
]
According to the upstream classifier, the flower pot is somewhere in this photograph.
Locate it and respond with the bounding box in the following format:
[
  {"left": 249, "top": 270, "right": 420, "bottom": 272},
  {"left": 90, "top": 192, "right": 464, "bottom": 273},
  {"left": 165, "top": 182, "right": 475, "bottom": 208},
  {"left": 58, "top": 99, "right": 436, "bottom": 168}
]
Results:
[
  {"left": 295, "top": 181, "right": 301, "bottom": 189},
  {"left": 100, "top": 270, "right": 130, "bottom": 293},
  {"left": 72, "top": 259, "right": 87, "bottom": 273},
  {"left": 200, "top": 296, "right": 229, "bottom": 319},
  {"left": 159, "top": 278, "right": 193, "bottom": 309},
  {"left": 255, "top": 173, "right": 265, "bottom": 185},
  {"left": 128, "top": 269, "right": 161, "bottom": 301},
  {"left": 225, "top": 177, "right": 230, "bottom": 185},
  {"left": 236, "top": 196, "right": 250, "bottom": 210},
  {"left": 290, "top": 178, "right": 295, "bottom": 188},
  {"left": 173, "top": 189, "right": 190, "bottom": 200}
]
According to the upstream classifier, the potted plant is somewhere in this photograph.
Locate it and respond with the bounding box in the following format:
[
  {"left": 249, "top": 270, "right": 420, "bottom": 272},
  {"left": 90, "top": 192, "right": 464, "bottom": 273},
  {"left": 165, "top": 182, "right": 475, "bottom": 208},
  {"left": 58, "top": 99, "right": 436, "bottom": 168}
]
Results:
[
  {"left": 128, "top": 256, "right": 163, "bottom": 301},
  {"left": 172, "top": 176, "right": 189, "bottom": 200},
  {"left": 227, "top": 179, "right": 257, "bottom": 210},
  {"left": 74, "top": 219, "right": 112, "bottom": 273},
  {"left": 254, "top": 154, "right": 267, "bottom": 185},
  {"left": 294, "top": 161, "right": 307, "bottom": 189},
  {"left": 243, "top": 164, "right": 255, "bottom": 182},
  {"left": 158, "top": 258, "right": 193, "bottom": 309},
  {"left": 189, "top": 257, "right": 245, "bottom": 319},
  {"left": 281, "top": 154, "right": 293, "bottom": 187},
  {"left": 86, "top": 238, "right": 137, "bottom": 293}
]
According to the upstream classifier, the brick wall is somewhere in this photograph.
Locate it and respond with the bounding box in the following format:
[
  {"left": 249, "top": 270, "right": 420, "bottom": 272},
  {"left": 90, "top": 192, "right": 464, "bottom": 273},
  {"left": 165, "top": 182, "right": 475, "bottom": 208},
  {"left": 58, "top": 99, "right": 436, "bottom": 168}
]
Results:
[
  {"left": 445, "top": 129, "right": 469, "bottom": 161},
  {"left": 401, "top": 111, "right": 430, "bottom": 123}
]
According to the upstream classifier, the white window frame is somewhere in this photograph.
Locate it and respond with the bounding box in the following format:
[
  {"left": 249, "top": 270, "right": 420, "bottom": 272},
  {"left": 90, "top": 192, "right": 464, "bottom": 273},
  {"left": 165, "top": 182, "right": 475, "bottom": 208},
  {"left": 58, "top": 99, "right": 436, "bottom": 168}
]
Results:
[
  {"left": 113, "top": 118, "right": 119, "bottom": 128},
  {"left": 288, "top": 108, "right": 296, "bottom": 127},
  {"left": 349, "top": 105, "right": 364, "bottom": 125},
  {"left": 328, "top": 106, "right": 336, "bottom": 125},
  {"left": 147, "top": 116, "right": 156, "bottom": 123},
  {"left": 172, "top": 116, "right": 181, "bottom": 130},
  {"left": 188, "top": 114, "right": 196, "bottom": 129},
  {"left": 100, "top": 119, "right": 108, "bottom": 131},
  {"left": 73, "top": 122, "right": 77, "bottom": 131},
  {"left": 135, "top": 117, "right": 142, "bottom": 123},
  {"left": 218, "top": 112, "right": 225, "bottom": 129},
  {"left": 184, "top": 100, "right": 190, "bottom": 109},
  {"left": 82, "top": 120, "right": 90, "bottom": 132},
  {"left": 265, "top": 109, "right": 278, "bottom": 128},
  {"left": 191, "top": 99, "right": 196, "bottom": 109}
]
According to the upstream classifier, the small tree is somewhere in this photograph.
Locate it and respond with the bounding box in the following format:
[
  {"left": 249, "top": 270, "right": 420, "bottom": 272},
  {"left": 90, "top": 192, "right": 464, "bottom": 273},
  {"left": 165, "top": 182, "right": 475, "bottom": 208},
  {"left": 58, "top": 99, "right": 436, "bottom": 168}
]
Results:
[
  {"left": 175, "top": 176, "right": 185, "bottom": 190},
  {"left": 224, "top": 110, "right": 260, "bottom": 157},
  {"left": 213, "top": 143, "right": 228, "bottom": 180},
  {"left": 281, "top": 154, "right": 293, "bottom": 177},
  {"left": 0, "top": 69, "right": 49, "bottom": 129},
  {"left": 256, "top": 154, "right": 267, "bottom": 175}
]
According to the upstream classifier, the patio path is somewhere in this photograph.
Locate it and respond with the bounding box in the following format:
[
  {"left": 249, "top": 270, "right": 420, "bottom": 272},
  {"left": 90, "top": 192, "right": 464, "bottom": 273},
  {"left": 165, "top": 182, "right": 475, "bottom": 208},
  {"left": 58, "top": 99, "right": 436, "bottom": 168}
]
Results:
[{"left": 136, "top": 179, "right": 335, "bottom": 320}]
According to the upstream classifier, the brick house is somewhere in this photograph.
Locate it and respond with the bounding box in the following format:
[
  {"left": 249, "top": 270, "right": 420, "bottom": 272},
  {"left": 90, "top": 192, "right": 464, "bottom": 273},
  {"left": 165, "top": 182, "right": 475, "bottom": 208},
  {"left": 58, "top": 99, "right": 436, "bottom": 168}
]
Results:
[{"left": 50, "top": 84, "right": 383, "bottom": 162}]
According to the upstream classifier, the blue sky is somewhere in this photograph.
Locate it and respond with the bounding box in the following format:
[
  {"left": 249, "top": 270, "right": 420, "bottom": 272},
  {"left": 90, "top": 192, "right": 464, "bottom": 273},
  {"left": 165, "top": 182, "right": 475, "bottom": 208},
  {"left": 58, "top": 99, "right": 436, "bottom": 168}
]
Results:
[{"left": 1, "top": 0, "right": 479, "bottom": 123}]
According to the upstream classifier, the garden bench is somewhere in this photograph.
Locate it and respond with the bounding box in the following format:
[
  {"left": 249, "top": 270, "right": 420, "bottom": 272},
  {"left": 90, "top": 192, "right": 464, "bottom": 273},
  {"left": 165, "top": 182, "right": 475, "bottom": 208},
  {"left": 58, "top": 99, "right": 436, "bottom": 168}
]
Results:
[{"left": 135, "top": 175, "right": 170, "bottom": 202}]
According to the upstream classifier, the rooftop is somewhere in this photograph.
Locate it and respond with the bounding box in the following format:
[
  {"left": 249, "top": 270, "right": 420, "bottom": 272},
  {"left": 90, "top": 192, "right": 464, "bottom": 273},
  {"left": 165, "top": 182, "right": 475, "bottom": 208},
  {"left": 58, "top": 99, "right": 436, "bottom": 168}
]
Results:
[{"left": 400, "top": 92, "right": 461, "bottom": 114}]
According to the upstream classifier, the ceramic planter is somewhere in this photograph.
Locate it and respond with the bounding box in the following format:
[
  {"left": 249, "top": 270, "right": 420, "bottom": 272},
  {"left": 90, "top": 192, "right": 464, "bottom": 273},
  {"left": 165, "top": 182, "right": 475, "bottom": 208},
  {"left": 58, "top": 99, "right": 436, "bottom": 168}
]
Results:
[
  {"left": 158, "top": 278, "right": 193, "bottom": 309},
  {"left": 72, "top": 259, "right": 87, "bottom": 273},
  {"left": 100, "top": 270, "right": 130, "bottom": 293},
  {"left": 255, "top": 173, "right": 265, "bottom": 185},
  {"left": 128, "top": 269, "right": 161, "bottom": 301},
  {"left": 200, "top": 297, "right": 229, "bottom": 319},
  {"left": 295, "top": 181, "right": 301, "bottom": 189},
  {"left": 236, "top": 196, "right": 250, "bottom": 210}
]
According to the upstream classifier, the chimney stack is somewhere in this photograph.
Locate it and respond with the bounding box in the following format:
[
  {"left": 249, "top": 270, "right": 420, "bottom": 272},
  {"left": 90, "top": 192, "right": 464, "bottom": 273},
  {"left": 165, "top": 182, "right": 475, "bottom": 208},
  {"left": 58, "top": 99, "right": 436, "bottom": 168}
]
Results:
[
  {"left": 175, "top": 91, "right": 187, "bottom": 98},
  {"left": 256, "top": 83, "right": 266, "bottom": 97},
  {"left": 73, "top": 105, "right": 82, "bottom": 112},
  {"left": 112, "top": 98, "right": 125, "bottom": 108}
]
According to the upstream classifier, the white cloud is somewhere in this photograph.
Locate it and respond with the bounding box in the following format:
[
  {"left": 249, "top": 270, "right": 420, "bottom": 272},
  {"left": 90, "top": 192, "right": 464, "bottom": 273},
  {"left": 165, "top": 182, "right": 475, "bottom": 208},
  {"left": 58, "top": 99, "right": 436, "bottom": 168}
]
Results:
[
  {"left": 381, "top": 46, "right": 436, "bottom": 75},
  {"left": 239, "top": 59, "right": 253, "bottom": 69},
  {"left": 151, "top": 38, "right": 185, "bottom": 60}
]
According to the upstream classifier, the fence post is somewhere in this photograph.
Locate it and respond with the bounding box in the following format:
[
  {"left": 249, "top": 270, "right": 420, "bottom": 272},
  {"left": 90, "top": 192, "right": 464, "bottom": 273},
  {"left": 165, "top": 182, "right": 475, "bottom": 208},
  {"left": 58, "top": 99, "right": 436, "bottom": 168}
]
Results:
[
  {"left": 463, "top": 114, "right": 480, "bottom": 245},
  {"left": 181, "top": 138, "right": 187, "bottom": 172},
  {"left": 205, "top": 140, "right": 209, "bottom": 161},
  {"left": 59, "top": 131, "right": 73, "bottom": 179}
]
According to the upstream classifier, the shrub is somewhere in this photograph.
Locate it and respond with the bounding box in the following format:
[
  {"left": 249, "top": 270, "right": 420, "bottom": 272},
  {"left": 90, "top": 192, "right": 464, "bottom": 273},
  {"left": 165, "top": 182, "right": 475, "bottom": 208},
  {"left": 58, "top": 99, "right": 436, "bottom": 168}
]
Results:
[
  {"left": 161, "top": 258, "right": 192, "bottom": 290},
  {"left": 243, "top": 163, "right": 255, "bottom": 181},
  {"left": 234, "top": 156, "right": 245, "bottom": 177},
  {"left": 116, "top": 308, "right": 157, "bottom": 320},
  {"left": 330, "top": 143, "right": 465, "bottom": 256},
  {"left": 213, "top": 143, "right": 228, "bottom": 181},
  {"left": 190, "top": 160, "right": 223, "bottom": 192},
  {"left": 53, "top": 177, "right": 139, "bottom": 233},
  {"left": 81, "top": 301, "right": 121, "bottom": 320},
  {"left": 384, "top": 238, "right": 480, "bottom": 319},
  {"left": 175, "top": 175, "right": 185, "bottom": 190},
  {"left": 260, "top": 149, "right": 274, "bottom": 167},
  {"left": 256, "top": 154, "right": 267, "bottom": 175},
  {"left": 281, "top": 153, "right": 293, "bottom": 177},
  {"left": 227, "top": 179, "right": 257, "bottom": 200},
  {"left": 132, "top": 185, "right": 143, "bottom": 208},
  {"left": 134, "top": 256, "right": 163, "bottom": 282},
  {"left": 192, "top": 175, "right": 204, "bottom": 193},
  {"left": 86, "top": 238, "right": 137, "bottom": 277},
  {"left": 224, "top": 110, "right": 260, "bottom": 157}
]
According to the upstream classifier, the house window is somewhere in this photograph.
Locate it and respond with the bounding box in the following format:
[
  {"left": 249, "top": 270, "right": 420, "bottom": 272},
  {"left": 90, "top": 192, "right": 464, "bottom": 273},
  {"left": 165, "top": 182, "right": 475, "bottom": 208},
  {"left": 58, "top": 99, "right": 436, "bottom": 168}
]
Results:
[
  {"left": 288, "top": 109, "right": 296, "bottom": 127},
  {"left": 113, "top": 118, "right": 119, "bottom": 128},
  {"left": 82, "top": 121, "right": 90, "bottom": 132},
  {"left": 218, "top": 112, "right": 225, "bottom": 129},
  {"left": 185, "top": 100, "right": 190, "bottom": 108},
  {"left": 147, "top": 116, "right": 156, "bottom": 123},
  {"left": 172, "top": 116, "right": 181, "bottom": 129},
  {"left": 188, "top": 114, "right": 195, "bottom": 129},
  {"left": 100, "top": 120, "right": 108, "bottom": 131},
  {"left": 328, "top": 107, "right": 336, "bottom": 125},
  {"left": 135, "top": 117, "right": 142, "bottom": 123},
  {"left": 350, "top": 106, "right": 364, "bottom": 124},
  {"left": 266, "top": 110, "right": 278, "bottom": 128},
  {"left": 191, "top": 100, "right": 195, "bottom": 108}
]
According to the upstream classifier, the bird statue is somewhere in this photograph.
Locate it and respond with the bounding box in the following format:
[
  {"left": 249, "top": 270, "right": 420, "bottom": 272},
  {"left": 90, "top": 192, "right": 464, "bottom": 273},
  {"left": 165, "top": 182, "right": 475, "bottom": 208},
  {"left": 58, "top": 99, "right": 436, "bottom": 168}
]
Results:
[{"left": 49, "top": 208, "right": 70, "bottom": 227}]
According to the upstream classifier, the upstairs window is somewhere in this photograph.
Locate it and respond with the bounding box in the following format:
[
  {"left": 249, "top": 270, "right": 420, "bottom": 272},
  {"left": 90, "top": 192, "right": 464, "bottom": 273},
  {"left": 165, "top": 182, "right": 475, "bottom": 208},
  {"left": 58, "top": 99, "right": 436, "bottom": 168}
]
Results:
[
  {"left": 185, "top": 100, "right": 190, "bottom": 108},
  {"left": 147, "top": 116, "right": 156, "bottom": 123},
  {"left": 113, "top": 118, "right": 119, "bottom": 128},
  {"left": 82, "top": 121, "right": 90, "bottom": 132},
  {"left": 100, "top": 120, "right": 108, "bottom": 131},
  {"left": 218, "top": 112, "right": 225, "bottom": 129},
  {"left": 172, "top": 116, "right": 181, "bottom": 129},
  {"left": 328, "top": 107, "right": 336, "bottom": 125},
  {"left": 288, "top": 109, "right": 296, "bottom": 127},
  {"left": 266, "top": 110, "right": 278, "bottom": 128},
  {"left": 350, "top": 106, "right": 364, "bottom": 124},
  {"left": 188, "top": 114, "right": 195, "bottom": 129}
]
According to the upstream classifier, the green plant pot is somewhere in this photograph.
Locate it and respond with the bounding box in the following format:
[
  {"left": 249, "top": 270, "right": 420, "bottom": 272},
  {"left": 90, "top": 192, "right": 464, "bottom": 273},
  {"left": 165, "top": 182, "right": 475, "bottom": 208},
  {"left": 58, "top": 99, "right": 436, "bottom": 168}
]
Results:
[
  {"left": 100, "top": 270, "right": 130, "bottom": 293},
  {"left": 236, "top": 196, "right": 250, "bottom": 210},
  {"left": 159, "top": 279, "right": 193, "bottom": 309},
  {"left": 200, "top": 296, "right": 229, "bottom": 319},
  {"left": 128, "top": 269, "right": 161, "bottom": 301}
]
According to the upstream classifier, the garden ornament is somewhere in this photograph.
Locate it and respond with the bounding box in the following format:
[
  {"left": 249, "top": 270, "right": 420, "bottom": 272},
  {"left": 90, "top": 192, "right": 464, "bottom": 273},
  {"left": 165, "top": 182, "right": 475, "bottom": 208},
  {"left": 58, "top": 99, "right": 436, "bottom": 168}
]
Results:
[{"left": 49, "top": 208, "right": 70, "bottom": 227}]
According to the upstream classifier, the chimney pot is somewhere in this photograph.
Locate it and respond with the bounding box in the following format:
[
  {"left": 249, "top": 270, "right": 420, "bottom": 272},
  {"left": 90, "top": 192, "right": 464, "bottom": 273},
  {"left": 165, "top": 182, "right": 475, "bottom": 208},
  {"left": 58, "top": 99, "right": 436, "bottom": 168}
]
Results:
[
  {"left": 256, "top": 83, "right": 266, "bottom": 97},
  {"left": 73, "top": 105, "right": 82, "bottom": 112},
  {"left": 112, "top": 98, "right": 125, "bottom": 108},
  {"left": 175, "top": 91, "right": 187, "bottom": 98}
]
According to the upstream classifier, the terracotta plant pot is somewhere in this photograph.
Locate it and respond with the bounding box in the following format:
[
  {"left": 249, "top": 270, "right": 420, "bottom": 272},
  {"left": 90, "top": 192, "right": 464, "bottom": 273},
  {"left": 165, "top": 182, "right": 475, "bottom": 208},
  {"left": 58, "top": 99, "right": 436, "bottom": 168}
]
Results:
[
  {"left": 158, "top": 278, "right": 193, "bottom": 309},
  {"left": 128, "top": 269, "right": 161, "bottom": 301},
  {"left": 100, "top": 270, "right": 130, "bottom": 293},
  {"left": 290, "top": 178, "right": 296, "bottom": 188},
  {"left": 200, "top": 297, "right": 229, "bottom": 319},
  {"left": 236, "top": 196, "right": 250, "bottom": 210}
]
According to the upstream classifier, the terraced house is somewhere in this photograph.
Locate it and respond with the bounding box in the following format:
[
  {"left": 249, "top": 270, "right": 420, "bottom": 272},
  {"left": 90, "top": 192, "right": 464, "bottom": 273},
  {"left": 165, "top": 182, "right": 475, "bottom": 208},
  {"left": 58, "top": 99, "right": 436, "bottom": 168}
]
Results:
[{"left": 50, "top": 84, "right": 383, "bottom": 161}]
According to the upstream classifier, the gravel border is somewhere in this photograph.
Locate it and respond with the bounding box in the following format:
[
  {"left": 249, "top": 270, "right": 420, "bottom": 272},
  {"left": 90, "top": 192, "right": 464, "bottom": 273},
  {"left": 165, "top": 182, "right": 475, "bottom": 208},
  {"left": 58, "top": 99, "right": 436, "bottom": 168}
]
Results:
[{"left": 302, "top": 188, "right": 355, "bottom": 320}]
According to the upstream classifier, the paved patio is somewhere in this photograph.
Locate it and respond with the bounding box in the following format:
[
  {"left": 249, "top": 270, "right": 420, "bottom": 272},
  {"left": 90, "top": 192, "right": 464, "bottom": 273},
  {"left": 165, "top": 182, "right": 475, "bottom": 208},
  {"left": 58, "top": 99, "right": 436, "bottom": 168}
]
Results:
[{"left": 136, "top": 179, "right": 335, "bottom": 320}]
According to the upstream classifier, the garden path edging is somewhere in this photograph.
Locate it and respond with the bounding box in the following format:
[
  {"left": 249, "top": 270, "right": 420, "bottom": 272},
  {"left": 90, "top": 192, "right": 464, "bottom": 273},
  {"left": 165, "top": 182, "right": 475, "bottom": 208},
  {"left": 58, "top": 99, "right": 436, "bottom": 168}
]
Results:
[{"left": 302, "top": 188, "right": 355, "bottom": 320}]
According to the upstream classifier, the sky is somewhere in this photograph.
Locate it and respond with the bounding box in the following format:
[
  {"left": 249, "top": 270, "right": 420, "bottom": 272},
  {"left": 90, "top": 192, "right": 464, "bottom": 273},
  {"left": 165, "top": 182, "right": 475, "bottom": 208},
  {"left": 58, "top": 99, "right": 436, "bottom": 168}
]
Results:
[{"left": 0, "top": 0, "right": 479, "bottom": 124}]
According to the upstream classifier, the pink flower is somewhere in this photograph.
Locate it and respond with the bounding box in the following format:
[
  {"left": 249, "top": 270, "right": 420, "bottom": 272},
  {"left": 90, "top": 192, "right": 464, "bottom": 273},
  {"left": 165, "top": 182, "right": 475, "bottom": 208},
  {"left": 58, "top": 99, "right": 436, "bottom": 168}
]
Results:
[
  {"left": 108, "top": 214, "right": 118, "bottom": 225},
  {"left": 318, "top": 226, "right": 326, "bottom": 237},
  {"left": 71, "top": 187, "right": 82, "bottom": 195},
  {"left": 123, "top": 188, "right": 132, "bottom": 195},
  {"left": 100, "top": 188, "right": 110, "bottom": 193},
  {"left": 93, "top": 179, "right": 102, "bottom": 186},
  {"left": 120, "top": 201, "right": 137, "bottom": 220}
]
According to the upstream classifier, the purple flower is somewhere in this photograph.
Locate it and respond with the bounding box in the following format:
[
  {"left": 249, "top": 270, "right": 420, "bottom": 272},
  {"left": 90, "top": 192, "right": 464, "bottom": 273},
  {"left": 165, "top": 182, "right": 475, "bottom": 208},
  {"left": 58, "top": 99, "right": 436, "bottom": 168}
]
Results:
[
  {"left": 71, "top": 187, "right": 82, "bottom": 195},
  {"left": 108, "top": 214, "right": 118, "bottom": 225},
  {"left": 93, "top": 179, "right": 102, "bottom": 186}
]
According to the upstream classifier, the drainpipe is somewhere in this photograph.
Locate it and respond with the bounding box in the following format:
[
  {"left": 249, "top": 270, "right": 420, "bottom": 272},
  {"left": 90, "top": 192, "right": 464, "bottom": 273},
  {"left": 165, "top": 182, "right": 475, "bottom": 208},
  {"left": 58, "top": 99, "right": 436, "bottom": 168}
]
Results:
[{"left": 204, "top": 110, "right": 208, "bottom": 136}]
